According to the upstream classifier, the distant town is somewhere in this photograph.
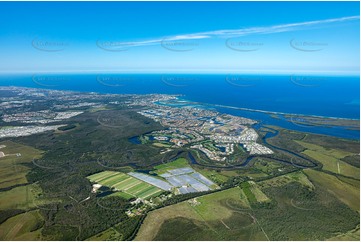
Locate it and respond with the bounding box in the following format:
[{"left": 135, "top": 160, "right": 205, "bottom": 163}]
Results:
[{"left": 0, "top": 86, "right": 272, "bottom": 160}]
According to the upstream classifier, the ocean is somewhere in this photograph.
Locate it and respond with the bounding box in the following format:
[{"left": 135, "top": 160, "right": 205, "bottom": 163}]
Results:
[{"left": 0, "top": 73, "right": 359, "bottom": 139}]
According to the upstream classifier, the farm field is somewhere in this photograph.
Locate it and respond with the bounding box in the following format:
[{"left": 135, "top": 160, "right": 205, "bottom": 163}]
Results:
[
  {"left": 296, "top": 140, "right": 360, "bottom": 179},
  {"left": 0, "top": 142, "right": 46, "bottom": 240},
  {"left": 135, "top": 187, "right": 267, "bottom": 241},
  {"left": 85, "top": 227, "right": 122, "bottom": 241},
  {"left": 247, "top": 181, "right": 271, "bottom": 203},
  {"left": 137, "top": 166, "right": 360, "bottom": 241},
  {"left": 152, "top": 158, "right": 189, "bottom": 175},
  {"left": 304, "top": 169, "right": 360, "bottom": 211},
  {"left": 87, "top": 171, "right": 163, "bottom": 200},
  {"left": 194, "top": 168, "right": 235, "bottom": 184},
  {"left": 0, "top": 141, "right": 43, "bottom": 189},
  {"left": 258, "top": 171, "right": 314, "bottom": 190},
  {"left": 0, "top": 184, "right": 37, "bottom": 210},
  {"left": 0, "top": 210, "right": 43, "bottom": 240}
]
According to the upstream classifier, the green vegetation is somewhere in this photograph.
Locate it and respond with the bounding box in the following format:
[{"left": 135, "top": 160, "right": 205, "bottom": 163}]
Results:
[
  {"left": 86, "top": 216, "right": 143, "bottom": 241},
  {"left": 86, "top": 227, "right": 122, "bottom": 241},
  {"left": 247, "top": 181, "right": 271, "bottom": 203},
  {"left": 240, "top": 182, "right": 257, "bottom": 204},
  {"left": 0, "top": 141, "right": 46, "bottom": 240},
  {"left": 304, "top": 169, "right": 360, "bottom": 211},
  {"left": 0, "top": 183, "right": 46, "bottom": 210},
  {"left": 136, "top": 187, "right": 267, "bottom": 240},
  {"left": 0, "top": 101, "right": 358, "bottom": 241},
  {"left": 13, "top": 109, "right": 166, "bottom": 240},
  {"left": 153, "top": 217, "right": 217, "bottom": 241},
  {"left": 57, "top": 124, "right": 77, "bottom": 131},
  {"left": 0, "top": 210, "right": 43, "bottom": 240},
  {"left": 111, "top": 191, "right": 135, "bottom": 200},
  {"left": 153, "top": 158, "right": 189, "bottom": 175},
  {"left": 252, "top": 182, "right": 359, "bottom": 240},
  {"left": 258, "top": 171, "right": 314, "bottom": 190},
  {"left": 327, "top": 225, "right": 360, "bottom": 241},
  {"left": 195, "top": 168, "right": 230, "bottom": 184},
  {"left": 0, "top": 141, "right": 43, "bottom": 189},
  {"left": 152, "top": 142, "right": 171, "bottom": 148},
  {"left": 87, "top": 171, "right": 163, "bottom": 200},
  {"left": 296, "top": 140, "right": 360, "bottom": 179}
]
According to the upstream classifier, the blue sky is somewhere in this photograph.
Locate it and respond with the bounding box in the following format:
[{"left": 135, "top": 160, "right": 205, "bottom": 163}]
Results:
[{"left": 0, "top": 1, "right": 359, "bottom": 75}]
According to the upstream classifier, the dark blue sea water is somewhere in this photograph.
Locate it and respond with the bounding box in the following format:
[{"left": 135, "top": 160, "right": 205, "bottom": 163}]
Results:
[{"left": 0, "top": 73, "right": 359, "bottom": 139}]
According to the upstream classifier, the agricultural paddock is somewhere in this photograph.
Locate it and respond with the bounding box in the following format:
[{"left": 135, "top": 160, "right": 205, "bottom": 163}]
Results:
[
  {"left": 87, "top": 171, "right": 163, "bottom": 200},
  {"left": 152, "top": 158, "right": 189, "bottom": 175},
  {"left": 297, "top": 140, "right": 359, "bottom": 179},
  {"left": 304, "top": 169, "right": 360, "bottom": 211},
  {"left": 0, "top": 210, "right": 43, "bottom": 240},
  {"left": 0, "top": 141, "right": 43, "bottom": 189},
  {"left": 135, "top": 187, "right": 267, "bottom": 241}
]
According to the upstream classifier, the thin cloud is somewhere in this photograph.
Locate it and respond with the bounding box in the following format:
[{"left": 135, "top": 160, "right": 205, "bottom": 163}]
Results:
[{"left": 108, "top": 15, "right": 359, "bottom": 49}]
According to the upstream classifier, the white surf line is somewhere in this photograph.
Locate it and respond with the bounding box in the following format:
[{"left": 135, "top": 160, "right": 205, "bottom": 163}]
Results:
[
  {"left": 172, "top": 98, "right": 359, "bottom": 121},
  {"left": 211, "top": 104, "right": 359, "bottom": 121}
]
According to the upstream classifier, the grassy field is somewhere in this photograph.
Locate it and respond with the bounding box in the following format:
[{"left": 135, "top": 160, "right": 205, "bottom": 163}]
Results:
[
  {"left": 0, "top": 141, "right": 46, "bottom": 240},
  {"left": 297, "top": 140, "right": 359, "bottom": 179},
  {"left": 153, "top": 158, "right": 239, "bottom": 185},
  {"left": 87, "top": 171, "right": 163, "bottom": 200},
  {"left": 110, "top": 191, "right": 135, "bottom": 200},
  {"left": 0, "top": 141, "right": 43, "bottom": 189},
  {"left": 137, "top": 166, "right": 360, "bottom": 241},
  {"left": 258, "top": 171, "right": 314, "bottom": 190},
  {"left": 152, "top": 142, "right": 171, "bottom": 148},
  {"left": 327, "top": 225, "right": 360, "bottom": 241},
  {"left": 252, "top": 180, "right": 359, "bottom": 240},
  {"left": 135, "top": 187, "right": 267, "bottom": 241},
  {"left": 152, "top": 158, "right": 189, "bottom": 175},
  {"left": 195, "top": 169, "right": 238, "bottom": 184},
  {"left": 248, "top": 181, "right": 271, "bottom": 203},
  {"left": 196, "top": 169, "right": 228, "bottom": 183},
  {"left": 304, "top": 169, "right": 360, "bottom": 211},
  {"left": 85, "top": 227, "right": 122, "bottom": 241},
  {"left": 0, "top": 210, "right": 43, "bottom": 240},
  {"left": 0, "top": 183, "right": 52, "bottom": 211}
]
